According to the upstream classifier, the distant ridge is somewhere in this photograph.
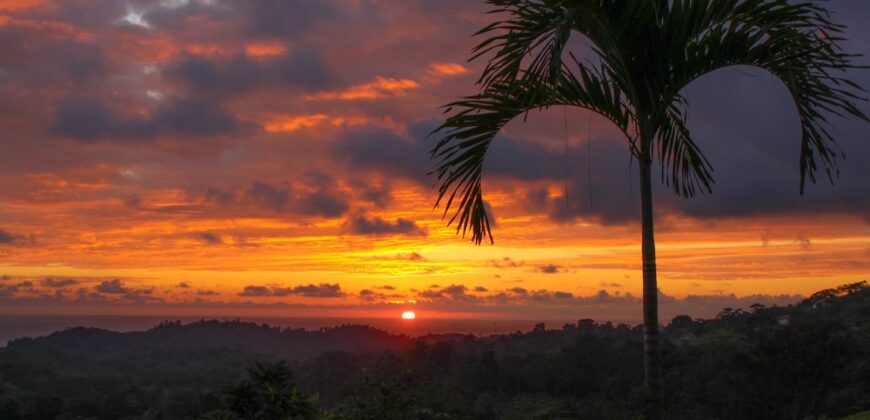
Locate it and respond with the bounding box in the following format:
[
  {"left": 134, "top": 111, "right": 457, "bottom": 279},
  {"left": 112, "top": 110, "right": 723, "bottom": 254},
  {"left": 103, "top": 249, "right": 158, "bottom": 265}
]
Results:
[{"left": 7, "top": 320, "right": 418, "bottom": 360}]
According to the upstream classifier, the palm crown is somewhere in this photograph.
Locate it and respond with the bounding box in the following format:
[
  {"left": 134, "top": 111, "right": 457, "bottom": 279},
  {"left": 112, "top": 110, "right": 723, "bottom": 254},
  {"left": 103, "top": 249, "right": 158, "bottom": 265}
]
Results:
[{"left": 431, "top": 0, "right": 867, "bottom": 245}]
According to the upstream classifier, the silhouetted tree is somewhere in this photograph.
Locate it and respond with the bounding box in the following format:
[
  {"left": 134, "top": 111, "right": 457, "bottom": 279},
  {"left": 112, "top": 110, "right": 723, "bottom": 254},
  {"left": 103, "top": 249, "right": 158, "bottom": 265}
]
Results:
[
  {"left": 430, "top": 2, "right": 867, "bottom": 418},
  {"left": 203, "top": 361, "right": 316, "bottom": 420}
]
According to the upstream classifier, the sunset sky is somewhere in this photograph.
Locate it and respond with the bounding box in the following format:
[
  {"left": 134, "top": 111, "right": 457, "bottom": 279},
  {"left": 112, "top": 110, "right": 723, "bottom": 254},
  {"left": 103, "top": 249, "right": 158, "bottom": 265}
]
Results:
[{"left": 0, "top": 0, "right": 867, "bottom": 323}]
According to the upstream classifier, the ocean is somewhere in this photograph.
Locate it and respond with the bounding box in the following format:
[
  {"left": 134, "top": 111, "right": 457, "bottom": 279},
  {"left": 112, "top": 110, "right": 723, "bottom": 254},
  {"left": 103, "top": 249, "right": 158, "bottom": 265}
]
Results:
[{"left": 0, "top": 314, "right": 571, "bottom": 347}]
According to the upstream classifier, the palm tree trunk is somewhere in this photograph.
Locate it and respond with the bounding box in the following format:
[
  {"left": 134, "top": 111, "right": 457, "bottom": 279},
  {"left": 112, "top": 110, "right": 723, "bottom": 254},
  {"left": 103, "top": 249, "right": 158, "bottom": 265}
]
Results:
[{"left": 639, "top": 152, "right": 662, "bottom": 420}]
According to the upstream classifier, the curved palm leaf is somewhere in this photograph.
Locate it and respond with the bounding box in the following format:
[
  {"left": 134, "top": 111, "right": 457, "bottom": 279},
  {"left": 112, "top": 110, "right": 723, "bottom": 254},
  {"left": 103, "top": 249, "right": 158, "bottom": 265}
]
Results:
[
  {"left": 657, "top": 96, "right": 714, "bottom": 198},
  {"left": 431, "top": 65, "right": 630, "bottom": 244}
]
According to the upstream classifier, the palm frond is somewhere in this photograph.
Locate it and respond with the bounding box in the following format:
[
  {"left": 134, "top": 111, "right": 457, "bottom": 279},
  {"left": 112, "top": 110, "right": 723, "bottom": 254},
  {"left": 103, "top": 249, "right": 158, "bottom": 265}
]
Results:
[
  {"left": 656, "top": 96, "right": 714, "bottom": 198},
  {"left": 472, "top": 0, "right": 575, "bottom": 88},
  {"left": 668, "top": 0, "right": 868, "bottom": 193},
  {"left": 431, "top": 66, "right": 630, "bottom": 244}
]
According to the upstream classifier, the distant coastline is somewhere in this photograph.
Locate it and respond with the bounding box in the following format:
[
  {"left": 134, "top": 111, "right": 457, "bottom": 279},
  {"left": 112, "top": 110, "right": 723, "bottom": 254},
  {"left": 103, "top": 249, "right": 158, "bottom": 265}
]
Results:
[{"left": 0, "top": 313, "right": 571, "bottom": 347}]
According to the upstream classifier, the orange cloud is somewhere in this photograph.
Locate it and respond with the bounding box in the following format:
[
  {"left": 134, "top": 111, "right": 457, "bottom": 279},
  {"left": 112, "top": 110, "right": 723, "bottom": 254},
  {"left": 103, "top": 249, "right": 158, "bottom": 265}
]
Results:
[
  {"left": 261, "top": 114, "right": 372, "bottom": 133},
  {"left": 0, "top": 0, "right": 43, "bottom": 12},
  {"left": 245, "top": 42, "right": 287, "bottom": 58},
  {"left": 306, "top": 77, "right": 419, "bottom": 101},
  {"left": 263, "top": 114, "right": 330, "bottom": 132},
  {"left": 429, "top": 62, "right": 468, "bottom": 76},
  {"left": 184, "top": 44, "right": 235, "bottom": 57}
]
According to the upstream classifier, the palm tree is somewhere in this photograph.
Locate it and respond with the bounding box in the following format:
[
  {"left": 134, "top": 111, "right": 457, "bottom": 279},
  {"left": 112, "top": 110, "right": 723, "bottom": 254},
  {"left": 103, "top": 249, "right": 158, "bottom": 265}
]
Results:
[{"left": 429, "top": 1, "right": 866, "bottom": 418}]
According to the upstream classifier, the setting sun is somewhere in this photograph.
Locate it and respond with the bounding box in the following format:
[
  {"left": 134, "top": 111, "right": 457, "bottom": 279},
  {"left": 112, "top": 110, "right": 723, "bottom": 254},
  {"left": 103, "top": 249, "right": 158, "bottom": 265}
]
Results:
[{"left": 401, "top": 311, "right": 416, "bottom": 320}]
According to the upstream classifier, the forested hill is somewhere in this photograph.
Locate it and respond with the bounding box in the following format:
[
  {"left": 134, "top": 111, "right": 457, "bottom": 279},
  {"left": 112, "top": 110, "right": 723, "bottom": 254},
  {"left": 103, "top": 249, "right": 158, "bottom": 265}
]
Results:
[
  {"left": 0, "top": 281, "right": 867, "bottom": 419},
  {"left": 6, "top": 321, "right": 413, "bottom": 360}
]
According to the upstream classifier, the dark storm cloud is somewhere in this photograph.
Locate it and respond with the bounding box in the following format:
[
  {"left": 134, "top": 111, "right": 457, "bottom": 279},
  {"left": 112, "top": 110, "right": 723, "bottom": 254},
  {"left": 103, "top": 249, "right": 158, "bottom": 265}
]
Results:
[
  {"left": 246, "top": 181, "right": 290, "bottom": 212},
  {"left": 358, "top": 287, "right": 404, "bottom": 302},
  {"left": 92, "top": 279, "right": 153, "bottom": 297},
  {"left": 150, "top": 99, "right": 241, "bottom": 136},
  {"left": 121, "top": 291, "right": 162, "bottom": 304},
  {"left": 42, "top": 278, "right": 78, "bottom": 288},
  {"left": 234, "top": 0, "right": 344, "bottom": 39},
  {"left": 298, "top": 189, "right": 349, "bottom": 218},
  {"left": 50, "top": 98, "right": 137, "bottom": 140},
  {"left": 0, "top": 285, "right": 20, "bottom": 297},
  {"left": 204, "top": 187, "right": 236, "bottom": 205},
  {"left": 417, "top": 117, "right": 594, "bottom": 185},
  {"left": 165, "top": 48, "right": 335, "bottom": 98},
  {"left": 418, "top": 284, "right": 580, "bottom": 304},
  {"left": 30, "top": 40, "right": 108, "bottom": 85},
  {"left": 123, "top": 195, "right": 143, "bottom": 209},
  {"left": 274, "top": 283, "right": 344, "bottom": 298},
  {"left": 243, "top": 180, "right": 349, "bottom": 218},
  {"left": 668, "top": 65, "right": 870, "bottom": 220},
  {"left": 43, "top": 41, "right": 109, "bottom": 85},
  {"left": 524, "top": 134, "right": 639, "bottom": 226},
  {"left": 14, "top": 0, "right": 128, "bottom": 29},
  {"left": 336, "top": 120, "right": 579, "bottom": 186},
  {"left": 51, "top": 97, "right": 241, "bottom": 141},
  {"left": 353, "top": 181, "right": 392, "bottom": 208},
  {"left": 239, "top": 285, "right": 270, "bottom": 297},
  {"left": 524, "top": 187, "right": 550, "bottom": 212},
  {"left": 197, "top": 232, "right": 223, "bottom": 244},
  {"left": 537, "top": 264, "right": 562, "bottom": 274},
  {"left": 0, "top": 230, "right": 13, "bottom": 244},
  {"left": 95, "top": 279, "right": 130, "bottom": 294},
  {"left": 418, "top": 284, "right": 477, "bottom": 301},
  {"left": 240, "top": 283, "right": 344, "bottom": 298},
  {"left": 345, "top": 213, "right": 427, "bottom": 237},
  {"left": 358, "top": 289, "right": 377, "bottom": 301},
  {"left": 335, "top": 128, "right": 431, "bottom": 183},
  {"left": 488, "top": 288, "right": 577, "bottom": 302},
  {"left": 484, "top": 134, "right": 570, "bottom": 180},
  {"left": 0, "top": 23, "right": 111, "bottom": 87}
]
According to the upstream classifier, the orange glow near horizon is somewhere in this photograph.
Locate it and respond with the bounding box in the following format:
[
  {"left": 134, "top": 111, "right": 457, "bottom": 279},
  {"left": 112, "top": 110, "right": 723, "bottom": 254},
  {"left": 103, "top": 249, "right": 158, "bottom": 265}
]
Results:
[{"left": 401, "top": 311, "right": 416, "bottom": 320}]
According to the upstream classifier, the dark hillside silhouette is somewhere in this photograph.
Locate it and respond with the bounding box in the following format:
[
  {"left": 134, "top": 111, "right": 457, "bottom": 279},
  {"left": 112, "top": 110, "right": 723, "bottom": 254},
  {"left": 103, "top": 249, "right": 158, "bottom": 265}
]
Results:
[{"left": 0, "top": 282, "right": 867, "bottom": 419}]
